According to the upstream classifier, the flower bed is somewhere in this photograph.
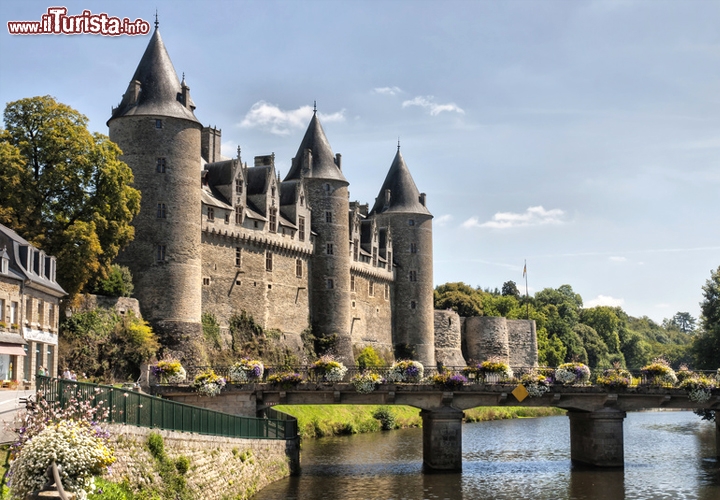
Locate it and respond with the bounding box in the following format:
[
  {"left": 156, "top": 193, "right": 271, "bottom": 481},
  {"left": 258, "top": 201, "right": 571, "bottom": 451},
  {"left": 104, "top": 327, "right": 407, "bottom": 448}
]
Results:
[
  {"left": 267, "top": 371, "right": 304, "bottom": 389},
  {"left": 679, "top": 374, "right": 716, "bottom": 403},
  {"left": 596, "top": 367, "right": 632, "bottom": 389},
  {"left": 150, "top": 359, "right": 186, "bottom": 384},
  {"left": 640, "top": 358, "right": 677, "bottom": 386},
  {"left": 520, "top": 370, "right": 552, "bottom": 397},
  {"left": 310, "top": 356, "right": 348, "bottom": 383},
  {"left": 229, "top": 358, "right": 264, "bottom": 384},
  {"left": 192, "top": 369, "right": 227, "bottom": 396},
  {"left": 480, "top": 358, "right": 514, "bottom": 382},
  {"left": 387, "top": 360, "right": 424, "bottom": 383},
  {"left": 554, "top": 362, "right": 591, "bottom": 385},
  {"left": 351, "top": 371, "right": 383, "bottom": 393},
  {"left": 432, "top": 372, "right": 467, "bottom": 390}
]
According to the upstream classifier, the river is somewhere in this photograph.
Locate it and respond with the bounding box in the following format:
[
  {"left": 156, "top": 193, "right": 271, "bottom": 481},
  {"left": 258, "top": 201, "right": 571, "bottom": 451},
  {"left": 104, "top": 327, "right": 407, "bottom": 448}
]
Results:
[{"left": 253, "top": 411, "right": 720, "bottom": 500}]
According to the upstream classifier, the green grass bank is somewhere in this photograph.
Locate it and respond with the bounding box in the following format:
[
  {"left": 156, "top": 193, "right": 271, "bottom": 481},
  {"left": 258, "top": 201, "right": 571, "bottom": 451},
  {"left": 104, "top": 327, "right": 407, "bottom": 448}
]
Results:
[{"left": 274, "top": 405, "right": 566, "bottom": 439}]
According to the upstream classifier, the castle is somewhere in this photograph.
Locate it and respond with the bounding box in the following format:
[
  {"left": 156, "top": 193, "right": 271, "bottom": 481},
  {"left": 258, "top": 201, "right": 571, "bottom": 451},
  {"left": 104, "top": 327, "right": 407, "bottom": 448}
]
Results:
[{"left": 108, "top": 24, "right": 537, "bottom": 369}]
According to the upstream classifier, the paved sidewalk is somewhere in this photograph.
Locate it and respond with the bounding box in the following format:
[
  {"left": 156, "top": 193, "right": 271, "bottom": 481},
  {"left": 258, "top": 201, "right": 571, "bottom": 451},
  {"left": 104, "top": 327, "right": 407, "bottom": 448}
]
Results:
[{"left": 0, "top": 389, "right": 36, "bottom": 445}]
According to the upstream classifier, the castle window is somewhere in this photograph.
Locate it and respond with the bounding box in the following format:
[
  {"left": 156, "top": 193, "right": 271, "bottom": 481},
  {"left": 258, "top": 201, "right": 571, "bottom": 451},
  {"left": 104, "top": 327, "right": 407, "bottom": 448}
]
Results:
[
  {"left": 327, "top": 278, "right": 334, "bottom": 289},
  {"left": 265, "top": 251, "right": 273, "bottom": 272},
  {"left": 324, "top": 183, "right": 331, "bottom": 193},
  {"left": 372, "top": 248, "right": 377, "bottom": 267},
  {"left": 296, "top": 259, "right": 303, "bottom": 278},
  {"left": 235, "top": 247, "right": 242, "bottom": 267},
  {"left": 385, "top": 283, "right": 390, "bottom": 300},
  {"left": 254, "top": 221, "right": 259, "bottom": 228},
  {"left": 411, "top": 301, "right": 416, "bottom": 309},
  {"left": 207, "top": 207, "right": 215, "bottom": 221},
  {"left": 325, "top": 211, "right": 332, "bottom": 223},
  {"left": 299, "top": 217, "right": 306, "bottom": 241},
  {"left": 269, "top": 207, "right": 277, "bottom": 233},
  {"left": 235, "top": 177, "right": 243, "bottom": 194},
  {"left": 155, "top": 119, "right": 163, "bottom": 129},
  {"left": 410, "top": 243, "right": 417, "bottom": 253},
  {"left": 225, "top": 212, "right": 230, "bottom": 224},
  {"left": 350, "top": 275, "right": 355, "bottom": 292},
  {"left": 387, "top": 252, "right": 392, "bottom": 266},
  {"left": 156, "top": 157, "right": 166, "bottom": 173},
  {"left": 408, "top": 219, "right": 415, "bottom": 226},
  {"left": 156, "top": 203, "right": 166, "bottom": 218},
  {"left": 368, "top": 281, "right": 374, "bottom": 297},
  {"left": 203, "top": 277, "right": 210, "bottom": 286},
  {"left": 352, "top": 301, "right": 356, "bottom": 308},
  {"left": 326, "top": 243, "right": 334, "bottom": 255},
  {"left": 271, "top": 186, "right": 276, "bottom": 198},
  {"left": 235, "top": 206, "right": 243, "bottom": 224},
  {"left": 300, "top": 195, "right": 304, "bottom": 206},
  {"left": 353, "top": 239, "right": 359, "bottom": 261},
  {"left": 156, "top": 245, "right": 166, "bottom": 262},
  {"left": 409, "top": 270, "right": 417, "bottom": 282}
]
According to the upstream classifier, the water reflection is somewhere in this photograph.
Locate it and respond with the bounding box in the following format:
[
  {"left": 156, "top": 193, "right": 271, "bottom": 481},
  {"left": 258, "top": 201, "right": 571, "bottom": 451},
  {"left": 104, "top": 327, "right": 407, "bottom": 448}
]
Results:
[{"left": 253, "top": 412, "right": 719, "bottom": 500}]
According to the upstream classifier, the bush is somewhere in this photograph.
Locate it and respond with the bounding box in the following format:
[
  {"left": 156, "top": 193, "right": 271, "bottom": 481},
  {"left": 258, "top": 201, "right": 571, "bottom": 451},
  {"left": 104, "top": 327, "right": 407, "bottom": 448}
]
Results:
[
  {"left": 148, "top": 432, "right": 165, "bottom": 459},
  {"left": 356, "top": 346, "right": 383, "bottom": 370},
  {"left": 92, "top": 264, "right": 134, "bottom": 297},
  {"left": 372, "top": 407, "right": 397, "bottom": 430},
  {"left": 175, "top": 456, "right": 190, "bottom": 475}
]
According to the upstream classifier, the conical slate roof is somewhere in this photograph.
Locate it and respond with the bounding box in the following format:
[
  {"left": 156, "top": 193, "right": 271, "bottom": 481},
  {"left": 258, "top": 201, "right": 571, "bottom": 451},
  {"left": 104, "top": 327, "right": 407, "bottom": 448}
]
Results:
[
  {"left": 110, "top": 27, "right": 199, "bottom": 123},
  {"left": 284, "top": 112, "right": 347, "bottom": 183},
  {"left": 370, "top": 149, "right": 431, "bottom": 216}
]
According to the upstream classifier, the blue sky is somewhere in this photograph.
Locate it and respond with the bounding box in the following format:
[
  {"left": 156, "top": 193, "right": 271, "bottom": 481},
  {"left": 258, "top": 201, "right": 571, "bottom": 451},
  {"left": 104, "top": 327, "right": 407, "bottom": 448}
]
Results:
[{"left": 1, "top": 0, "right": 718, "bottom": 324}]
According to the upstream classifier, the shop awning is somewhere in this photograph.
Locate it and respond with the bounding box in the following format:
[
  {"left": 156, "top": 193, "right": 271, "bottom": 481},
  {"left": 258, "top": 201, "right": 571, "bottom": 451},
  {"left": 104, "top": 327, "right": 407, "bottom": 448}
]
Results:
[{"left": 0, "top": 343, "right": 27, "bottom": 356}]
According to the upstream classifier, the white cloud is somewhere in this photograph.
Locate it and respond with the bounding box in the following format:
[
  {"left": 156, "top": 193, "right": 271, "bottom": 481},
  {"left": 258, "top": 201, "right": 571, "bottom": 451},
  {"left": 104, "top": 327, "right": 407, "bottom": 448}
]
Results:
[
  {"left": 586, "top": 295, "right": 625, "bottom": 308},
  {"left": 609, "top": 256, "right": 627, "bottom": 262},
  {"left": 402, "top": 96, "right": 465, "bottom": 116},
  {"left": 239, "top": 101, "right": 345, "bottom": 135},
  {"left": 374, "top": 86, "right": 402, "bottom": 96},
  {"left": 463, "top": 206, "right": 566, "bottom": 229},
  {"left": 435, "top": 214, "right": 453, "bottom": 226}
]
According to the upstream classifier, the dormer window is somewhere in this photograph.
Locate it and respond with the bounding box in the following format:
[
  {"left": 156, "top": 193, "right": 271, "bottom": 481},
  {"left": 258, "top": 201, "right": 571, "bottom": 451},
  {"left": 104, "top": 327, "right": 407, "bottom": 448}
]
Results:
[
  {"left": 0, "top": 249, "right": 8, "bottom": 275},
  {"left": 271, "top": 186, "right": 276, "bottom": 198},
  {"left": 207, "top": 207, "right": 214, "bottom": 221},
  {"left": 300, "top": 195, "right": 304, "bottom": 206},
  {"left": 235, "top": 177, "right": 243, "bottom": 195},
  {"left": 269, "top": 208, "right": 277, "bottom": 233}
]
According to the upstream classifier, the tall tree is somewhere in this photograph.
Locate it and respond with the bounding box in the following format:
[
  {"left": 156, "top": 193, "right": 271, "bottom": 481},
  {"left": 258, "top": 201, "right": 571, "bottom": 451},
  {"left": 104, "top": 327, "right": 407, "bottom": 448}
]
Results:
[
  {"left": 669, "top": 312, "right": 697, "bottom": 334},
  {"left": 0, "top": 96, "right": 140, "bottom": 299},
  {"left": 434, "top": 282, "right": 484, "bottom": 316},
  {"left": 501, "top": 280, "right": 520, "bottom": 298},
  {"left": 693, "top": 266, "right": 720, "bottom": 369}
]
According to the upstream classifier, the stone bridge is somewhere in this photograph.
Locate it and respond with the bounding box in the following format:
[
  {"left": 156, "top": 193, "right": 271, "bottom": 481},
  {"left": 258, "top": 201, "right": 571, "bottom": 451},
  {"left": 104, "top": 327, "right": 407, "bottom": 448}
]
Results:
[{"left": 155, "top": 383, "right": 720, "bottom": 472}]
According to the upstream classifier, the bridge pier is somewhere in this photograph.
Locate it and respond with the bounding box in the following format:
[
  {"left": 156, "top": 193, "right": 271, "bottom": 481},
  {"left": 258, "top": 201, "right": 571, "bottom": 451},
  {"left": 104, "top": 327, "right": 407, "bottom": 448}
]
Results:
[
  {"left": 420, "top": 406, "right": 465, "bottom": 472},
  {"left": 568, "top": 408, "right": 626, "bottom": 467}
]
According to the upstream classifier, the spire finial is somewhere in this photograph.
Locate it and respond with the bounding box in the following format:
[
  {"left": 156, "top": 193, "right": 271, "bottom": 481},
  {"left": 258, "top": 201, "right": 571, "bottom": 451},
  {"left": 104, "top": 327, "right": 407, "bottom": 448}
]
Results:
[
  {"left": 236, "top": 145, "right": 241, "bottom": 160},
  {"left": 397, "top": 137, "right": 401, "bottom": 151},
  {"left": 313, "top": 101, "right": 317, "bottom": 114},
  {"left": 154, "top": 10, "right": 159, "bottom": 29}
]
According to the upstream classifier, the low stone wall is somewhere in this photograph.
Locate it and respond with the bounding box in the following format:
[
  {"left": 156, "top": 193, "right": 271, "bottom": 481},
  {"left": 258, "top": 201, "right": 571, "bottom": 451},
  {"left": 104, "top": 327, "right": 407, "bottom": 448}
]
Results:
[{"left": 106, "top": 424, "right": 298, "bottom": 499}]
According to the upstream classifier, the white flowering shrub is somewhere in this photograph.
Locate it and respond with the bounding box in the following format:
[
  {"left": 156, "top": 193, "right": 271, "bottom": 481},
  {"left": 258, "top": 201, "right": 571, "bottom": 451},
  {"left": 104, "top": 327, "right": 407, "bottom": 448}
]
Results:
[
  {"left": 192, "top": 370, "right": 227, "bottom": 397},
  {"left": 387, "top": 360, "right": 424, "bottom": 383},
  {"left": 8, "top": 420, "right": 115, "bottom": 500},
  {"left": 351, "top": 372, "right": 383, "bottom": 393},
  {"left": 310, "top": 356, "right": 348, "bottom": 383},
  {"left": 526, "top": 383, "right": 550, "bottom": 398},
  {"left": 554, "top": 363, "right": 591, "bottom": 385}
]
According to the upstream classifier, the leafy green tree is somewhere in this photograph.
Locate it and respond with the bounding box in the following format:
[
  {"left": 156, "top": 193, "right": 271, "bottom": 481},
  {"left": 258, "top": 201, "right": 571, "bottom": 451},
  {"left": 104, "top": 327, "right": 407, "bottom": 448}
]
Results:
[
  {"left": 501, "top": 280, "right": 520, "bottom": 298},
  {"left": 356, "top": 346, "right": 384, "bottom": 370},
  {"left": 91, "top": 264, "right": 134, "bottom": 297},
  {"left": 693, "top": 266, "right": 720, "bottom": 369},
  {"left": 573, "top": 324, "right": 611, "bottom": 369},
  {"left": 0, "top": 96, "right": 140, "bottom": 299},
  {"left": 434, "top": 282, "right": 483, "bottom": 316},
  {"left": 580, "top": 306, "right": 622, "bottom": 353}
]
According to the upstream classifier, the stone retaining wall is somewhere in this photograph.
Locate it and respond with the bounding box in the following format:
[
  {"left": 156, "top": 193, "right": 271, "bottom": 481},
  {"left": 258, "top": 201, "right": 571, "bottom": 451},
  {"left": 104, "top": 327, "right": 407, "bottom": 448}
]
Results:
[{"left": 106, "top": 424, "right": 298, "bottom": 499}]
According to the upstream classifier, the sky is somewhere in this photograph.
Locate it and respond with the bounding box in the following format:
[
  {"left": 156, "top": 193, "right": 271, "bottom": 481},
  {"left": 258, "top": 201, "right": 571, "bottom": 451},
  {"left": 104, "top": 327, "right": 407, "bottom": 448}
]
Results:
[{"left": 1, "top": 0, "right": 718, "bottom": 324}]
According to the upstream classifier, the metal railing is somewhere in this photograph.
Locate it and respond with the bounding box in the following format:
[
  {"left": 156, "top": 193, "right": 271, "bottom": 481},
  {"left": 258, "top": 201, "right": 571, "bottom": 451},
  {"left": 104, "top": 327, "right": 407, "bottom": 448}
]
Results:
[{"left": 35, "top": 376, "right": 295, "bottom": 440}]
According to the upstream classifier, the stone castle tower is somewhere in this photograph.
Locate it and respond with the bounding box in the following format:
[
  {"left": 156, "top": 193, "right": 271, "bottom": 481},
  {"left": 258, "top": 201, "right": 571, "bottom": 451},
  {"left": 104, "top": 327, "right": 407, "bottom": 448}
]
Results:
[
  {"left": 107, "top": 26, "right": 205, "bottom": 361},
  {"left": 107, "top": 25, "right": 436, "bottom": 366}
]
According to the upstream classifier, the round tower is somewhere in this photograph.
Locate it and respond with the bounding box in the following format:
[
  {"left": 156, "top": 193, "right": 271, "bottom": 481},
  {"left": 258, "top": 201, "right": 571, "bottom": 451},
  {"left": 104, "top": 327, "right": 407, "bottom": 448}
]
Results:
[
  {"left": 107, "top": 26, "right": 204, "bottom": 363},
  {"left": 284, "top": 111, "right": 353, "bottom": 363},
  {"left": 370, "top": 148, "right": 435, "bottom": 367}
]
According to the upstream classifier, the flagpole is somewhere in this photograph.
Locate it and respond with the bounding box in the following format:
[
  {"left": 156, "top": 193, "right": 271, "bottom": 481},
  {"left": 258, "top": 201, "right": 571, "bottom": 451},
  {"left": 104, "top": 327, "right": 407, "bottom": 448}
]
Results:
[{"left": 523, "top": 260, "right": 529, "bottom": 320}]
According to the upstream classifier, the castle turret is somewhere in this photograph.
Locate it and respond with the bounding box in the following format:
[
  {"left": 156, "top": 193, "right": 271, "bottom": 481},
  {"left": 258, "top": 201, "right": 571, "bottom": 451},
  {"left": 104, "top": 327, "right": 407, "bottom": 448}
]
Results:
[
  {"left": 370, "top": 147, "right": 435, "bottom": 367},
  {"left": 107, "top": 25, "right": 204, "bottom": 363},
  {"left": 285, "top": 110, "right": 353, "bottom": 363}
]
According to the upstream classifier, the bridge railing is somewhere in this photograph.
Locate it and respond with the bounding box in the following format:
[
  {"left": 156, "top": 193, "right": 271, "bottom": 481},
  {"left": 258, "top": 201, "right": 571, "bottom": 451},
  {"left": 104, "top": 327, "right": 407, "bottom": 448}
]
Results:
[
  {"left": 35, "top": 376, "right": 295, "bottom": 440},
  {"left": 178, "top": 365, "right": 720, "bottom": 389}
]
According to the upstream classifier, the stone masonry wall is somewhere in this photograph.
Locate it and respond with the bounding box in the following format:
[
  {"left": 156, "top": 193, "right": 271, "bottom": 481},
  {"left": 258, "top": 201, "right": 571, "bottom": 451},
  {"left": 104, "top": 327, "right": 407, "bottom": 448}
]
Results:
[
  {"left": 106, "top": 424, "right": 296, "bottom": 499},
  {"left": 463, "top": 316, "right": 510, "bottom": 365},
  {"left": 433, "top": 310, "right": 466, "bottom": 367},
  {"left": 507, "top": 319, "right": 539, "bottom": 368},
  {"left": 349, "top": 271, "right": 393, "bottom": 358}
]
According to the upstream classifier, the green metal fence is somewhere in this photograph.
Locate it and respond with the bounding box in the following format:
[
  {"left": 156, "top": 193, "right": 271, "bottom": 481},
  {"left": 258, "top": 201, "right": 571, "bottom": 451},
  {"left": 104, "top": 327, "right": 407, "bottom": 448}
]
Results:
[{"left": 35, "top": 376, "right": 295, "bottom": 440}]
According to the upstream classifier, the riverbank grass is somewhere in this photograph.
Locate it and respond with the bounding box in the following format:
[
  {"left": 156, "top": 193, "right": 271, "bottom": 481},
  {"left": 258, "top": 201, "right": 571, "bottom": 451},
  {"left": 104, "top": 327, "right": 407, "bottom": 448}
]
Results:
[{"left": 274, "top": 405, "right": 566, "bottom": 439}]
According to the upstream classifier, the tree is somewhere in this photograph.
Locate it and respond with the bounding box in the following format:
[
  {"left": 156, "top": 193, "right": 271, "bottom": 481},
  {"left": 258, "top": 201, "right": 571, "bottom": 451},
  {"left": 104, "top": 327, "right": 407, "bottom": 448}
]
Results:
[
  {"left": 693, "top": 266, "right": 720, "bottom": 369},
  {"left": 434, "top": 282, "right": 483, "bottom": 317},
  {"left": 580, "top": 306, "right": 622, "bottom": 353},
  {"left": 669, "top": 312, "right": 697, "bottom": 334},
  {"left": 91, "top": 264, "right": 134, "bottom": 297},
  {"left": 0, "top": 96, "right": 140, "bottom": 299},
  {"left": 501, "top": 280, "right": 520, "bottom": 298}
]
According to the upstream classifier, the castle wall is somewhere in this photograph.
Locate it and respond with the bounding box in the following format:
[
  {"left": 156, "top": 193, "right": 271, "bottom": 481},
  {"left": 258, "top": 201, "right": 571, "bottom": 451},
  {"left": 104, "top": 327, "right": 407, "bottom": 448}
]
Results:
[
  {"left": 201, "top": 232, "right": 310, "bottom": 336},
  {"left": 507, "top": 319, "right": 538, "bottom": 368},
  {"left": 433, "top": 310, "right": 465, "bottom": 367},
  {"left": 349, "top": 271, "right": 393, "bottom": 358},
  {"left": 463, "top": 316, "right": 510, "bottom": 365}
]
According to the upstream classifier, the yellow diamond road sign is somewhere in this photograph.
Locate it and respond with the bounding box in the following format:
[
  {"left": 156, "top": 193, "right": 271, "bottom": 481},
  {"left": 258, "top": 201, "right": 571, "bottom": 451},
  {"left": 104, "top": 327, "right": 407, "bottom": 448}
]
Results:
[{"left": 512, "top": 384, "right": 529, "bottom": 403}]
